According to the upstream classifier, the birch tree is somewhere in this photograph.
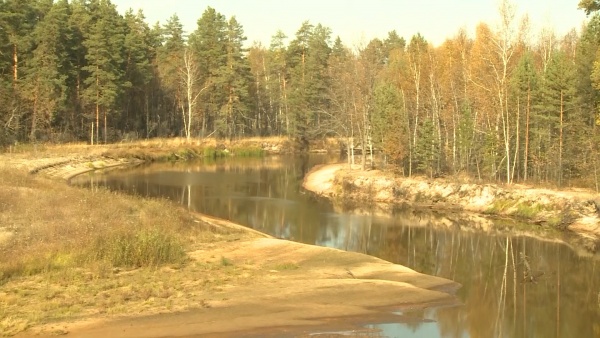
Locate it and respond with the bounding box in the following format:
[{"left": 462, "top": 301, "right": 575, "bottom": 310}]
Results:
[{"left": 180, "top": 48, "right": 208, "bottom": 141}]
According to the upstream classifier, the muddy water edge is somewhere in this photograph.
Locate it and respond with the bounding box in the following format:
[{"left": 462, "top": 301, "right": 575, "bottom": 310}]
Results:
[{"left": 71, "top": 154, "right": 600, "bottom": 338}]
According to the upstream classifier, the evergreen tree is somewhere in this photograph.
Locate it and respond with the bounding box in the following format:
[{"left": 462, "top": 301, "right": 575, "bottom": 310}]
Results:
[
  {"left": 287, "top": 21, "right": 331, "bottom": 140},
  {"left": 218, "top": 16, "right": 251, "bottom": 138},
  {"left": 189, "top": 7, "right": 227, "bottom": 136},
  {"left": 22, "top": 0, "right": 71, "bottom": 141},
  {"left": 157, "top": 14, "right": 185, "bottom": 135},
  {"left": 122, "top": 9, "right": 155, "bottom": 136},
  {"left": 268, "top": 30, "right": 289, "bottom": 135},
  {"left": 575, "top": 14, "right": 600, "bottom": 188},
  {"left": 326, "top": 36, "right": 353, "bottom": 144},
  {"left": 576, "top": 14, "right": 600, "bottom": 126},
  {"left": 414, "top": 118, "right": 437, "bottom": 176},
  {"left": 538, "top": 51, "right": 577, "bottom": 185},
  {"left": 510, "top": 51, "right": 539, "bottom": 181},
  {"left": 0, "top": 0, "right": 41, "bottom": 142},
  {"left": 81, "top": 0, "right": 127, "bottom": 144},
  {"left": 383, "top": 30, "right": 406, "bottom": 58},
  {"left": 372, "top": 83, "right": 407, "bottom": 167},
  {"left": 65, "top": 0, "right": 92, "bottom": 139},
  {"left": 246, "top": 43, "right": 269, "bottom": 134},
  {"left": 146, "top": 21, "right": 164, "bottom": 137},
  {"left": 287, "top": 21, "right": 314, "bottom": 140},
  {"left": 0, "top": 0, "right": 38, "bottom": 84},
  {"left": 306, "top": 24, "right": 332, "bottom": 132}
]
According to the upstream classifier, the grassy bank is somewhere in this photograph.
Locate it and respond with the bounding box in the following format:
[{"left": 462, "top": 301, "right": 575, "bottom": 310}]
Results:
[
  {"left": 3, "top": 136, "right": 344, "bottom": 160},
  {"left": 0, "top": 166, "right": 258, "bottom": 335},
  {"left": 96, "top": 137, "right": 276, "bottom": 162}
]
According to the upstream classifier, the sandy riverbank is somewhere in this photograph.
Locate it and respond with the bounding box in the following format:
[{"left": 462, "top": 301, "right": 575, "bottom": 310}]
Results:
[
  {"left": 303, "top": 164, "right": 600, "bottom": 254},
  {"left": 1, "top": 142, "right": 460, "bottom": 337}
]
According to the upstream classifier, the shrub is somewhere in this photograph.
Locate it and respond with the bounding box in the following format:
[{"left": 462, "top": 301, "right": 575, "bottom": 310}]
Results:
[
  {"left": 233, "top": 146, "right": 263, "bottom": 157},
  {"left": 513, "top": 202, "right": 543, "bottom": 219},
  {"left": 203, "top": 147, "right": 227, "bottom": 159},
  {"left": 486, "top": 198, "right": 514, "bottom": 214},
  {"left": 220, "top": 256, "right": 233, "bottom": 266}
]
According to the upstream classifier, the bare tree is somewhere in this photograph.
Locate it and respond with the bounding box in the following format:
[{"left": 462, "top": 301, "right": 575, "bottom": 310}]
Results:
[{"left": 180, "top": 48, "right": 209, "bottom": 142}]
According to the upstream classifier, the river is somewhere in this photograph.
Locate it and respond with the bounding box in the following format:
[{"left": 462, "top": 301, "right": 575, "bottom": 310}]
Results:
[{"left": 70, "top": 154, "right": 600, "bottom": 338}]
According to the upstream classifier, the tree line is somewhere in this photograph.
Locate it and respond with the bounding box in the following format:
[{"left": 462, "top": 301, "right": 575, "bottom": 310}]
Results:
[{"left": 1, "top": 0, "right": 600, "bottom": 187}]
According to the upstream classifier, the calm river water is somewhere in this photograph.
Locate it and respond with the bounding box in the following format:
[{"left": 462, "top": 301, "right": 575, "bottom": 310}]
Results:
[{"left": 71, "top": 155, "right": 600, "bottom": 338}]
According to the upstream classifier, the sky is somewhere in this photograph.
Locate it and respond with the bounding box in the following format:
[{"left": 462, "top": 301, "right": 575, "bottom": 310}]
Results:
[{"left": 111, "top": 0, "right": 589, "bottom": 47}]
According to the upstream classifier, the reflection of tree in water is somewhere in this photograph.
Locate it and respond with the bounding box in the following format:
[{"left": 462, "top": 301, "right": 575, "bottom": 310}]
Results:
[{"left": 370, "top": 224, "right": 600, "bottom": 338}]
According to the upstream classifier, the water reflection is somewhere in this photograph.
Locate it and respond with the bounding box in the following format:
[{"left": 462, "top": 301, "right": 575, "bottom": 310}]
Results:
[{"left": 71, "top": 155, "right": 600, "bottom": 338}]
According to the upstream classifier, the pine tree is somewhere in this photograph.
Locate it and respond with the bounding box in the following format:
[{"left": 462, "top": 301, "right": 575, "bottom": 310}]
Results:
[
  {"left": 22, "top": 0, "right": 71, "bottom": 141},
  {"left": 326, "top": 36, "right": 356, "bottom": 160},
  {"left": 383, "top": 30, "right": 406, "bottom": 59},
  {"left": 157, "top": 14, "right": 185, "bottom": 135},
  {"left": 81, "top": 0, "right": 126, "bottom": 144},
  {"left": 189, "top": 7, "right": 227, "bottom": 136},
  {"left": 372, "top": 83, "right": 407, "bottom": 166},
  {"left": 65, "top": 0, "right": 92, "bottom": 139},
  {"left": 122, "top": 9, "right": 155, "bottom": 137},
  {"left": 286, "top": 21, "right": 331, "bottom": 140},
  {"left": 0, "top": 0, "right": 41, "bottom": 142},
  {"left": 287, "top": 21, "right": 314, "bottom": 140},
  {"left": 218, "top": 16, "right": 251, "bottom": 138},
  {"left": 306, "top": 24, "right": 332, "bottom": 133},
  {"left": 0, "top": 0, "right": 38, "bottom": 85},
  {"left": 510, "top": 51, "right": 539, "bottom": 181},
  {"left": 268, "top": 30, "right": 289, "bottom": 135},
  {"left": 575, "top": 14, "right": 600, "bottom": 188},
  {"left": 247, "top": 43, "right": 269, "bottom": 135},
  {"left": 146, "top": 21, "right": 164, "bottom": 137},
  {"left": 538, "top": 51, "right": 577, "bottom": 186}
]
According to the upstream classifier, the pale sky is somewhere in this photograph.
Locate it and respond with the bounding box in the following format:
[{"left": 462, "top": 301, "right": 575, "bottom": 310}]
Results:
[{"left": 112, "top": 0, "right": 588, "bottom": 47}]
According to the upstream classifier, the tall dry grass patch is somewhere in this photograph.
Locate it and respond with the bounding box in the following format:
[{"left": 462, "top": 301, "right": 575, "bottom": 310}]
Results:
[
  {"left": 0, "top": 167, "right": 218, "bottom": 284},
  {"left": 86, "top": 228, "right": 187, "bottom": 268}
]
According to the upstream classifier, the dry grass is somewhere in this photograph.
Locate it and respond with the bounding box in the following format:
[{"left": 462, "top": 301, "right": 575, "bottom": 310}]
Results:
[
  {"left": 2, "top": 136, "right": 336, "bottom": 159},
  {"left": 0, "top": 258, "right": 258, "bottom": 335},
  {"left": 0, "top": 166, "right": 258, "bottom": 335},
  {"left": 97, "top": 137, "right": 295, "bottom": 161},
  {"left": 0, "top": 167, "right": 192, "bottom": 280}
]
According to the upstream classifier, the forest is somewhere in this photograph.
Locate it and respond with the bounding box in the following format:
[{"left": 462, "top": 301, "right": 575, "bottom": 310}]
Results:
[{"left": 1, "top": 0, "right": 600, "bottom": 188}]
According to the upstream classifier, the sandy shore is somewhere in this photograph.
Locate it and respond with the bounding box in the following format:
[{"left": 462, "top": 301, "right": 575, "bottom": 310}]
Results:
[
  {"left": 302, "top": 164, "right": 600, "bottom": 253},
  {"left": 33, "top": 238, "right": 459, "bottom": 337}
]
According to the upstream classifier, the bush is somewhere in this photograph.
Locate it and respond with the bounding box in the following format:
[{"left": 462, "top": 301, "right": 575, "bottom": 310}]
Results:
[
  {"left": 485, "top": 198, "right": 514, "bottom": 214},
  {"left": 233, "top": 146, "right": 263, "bottom": 157},
  {"left": 203, "top": 146, "right": 227, "bottom": 159},
  {"left": 513, "top": 202, "right": 543, "bottom": 219}
]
